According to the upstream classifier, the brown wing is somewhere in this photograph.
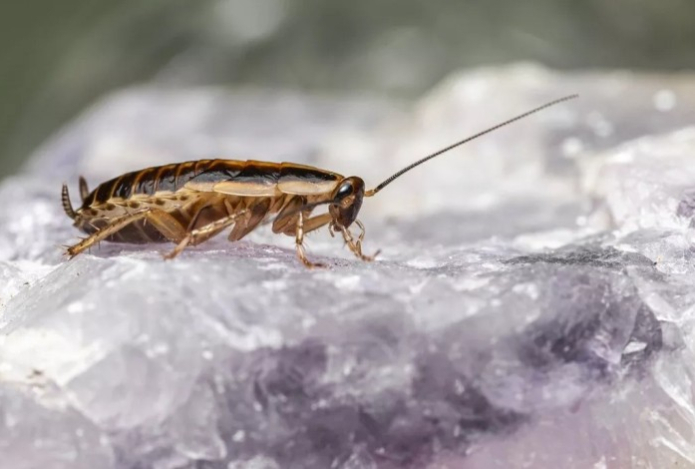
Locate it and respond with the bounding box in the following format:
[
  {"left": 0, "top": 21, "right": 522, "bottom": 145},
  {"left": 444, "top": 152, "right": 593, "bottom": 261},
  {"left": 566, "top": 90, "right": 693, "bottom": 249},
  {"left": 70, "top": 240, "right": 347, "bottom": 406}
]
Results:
[
  {"left": 82, "top": 159, "right": 342, "bottom": 208},
  {"left": 185, "top": 161, "right": 341, "bottom": 197}
]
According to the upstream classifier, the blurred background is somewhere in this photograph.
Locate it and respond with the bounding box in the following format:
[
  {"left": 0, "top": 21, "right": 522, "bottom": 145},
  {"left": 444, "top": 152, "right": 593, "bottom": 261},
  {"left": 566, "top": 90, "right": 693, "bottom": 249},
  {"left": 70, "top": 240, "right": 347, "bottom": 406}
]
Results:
[{"left": 1, "top": 0, "right": 694, "bottom": 180}]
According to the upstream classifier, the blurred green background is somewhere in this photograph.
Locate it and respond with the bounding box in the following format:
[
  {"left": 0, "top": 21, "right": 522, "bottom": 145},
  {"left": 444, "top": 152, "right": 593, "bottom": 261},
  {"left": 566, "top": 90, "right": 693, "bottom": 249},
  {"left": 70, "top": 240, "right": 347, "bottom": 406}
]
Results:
[{"left": 1, "top": 0, "right": 694, "bottom": 179}]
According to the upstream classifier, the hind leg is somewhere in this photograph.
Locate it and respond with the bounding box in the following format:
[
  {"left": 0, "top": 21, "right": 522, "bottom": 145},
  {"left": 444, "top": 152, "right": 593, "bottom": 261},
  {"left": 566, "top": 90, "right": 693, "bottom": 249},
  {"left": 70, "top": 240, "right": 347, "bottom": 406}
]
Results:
[{"left": 67, "top": 209, "right": 187, "bottom": 258}]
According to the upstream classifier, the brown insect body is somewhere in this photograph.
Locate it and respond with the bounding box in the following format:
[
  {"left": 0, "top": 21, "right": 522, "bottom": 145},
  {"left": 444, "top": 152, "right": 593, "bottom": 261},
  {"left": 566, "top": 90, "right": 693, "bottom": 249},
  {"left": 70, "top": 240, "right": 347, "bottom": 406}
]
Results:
[
  {"left": 64, "top": 159, "right": 367, "bottom": 266},
  {"left": 74, "top": 160, "right": 341, "bottom": 240},
  {"left": 62, "top": 95, "right": 578, "bottom": 267}
]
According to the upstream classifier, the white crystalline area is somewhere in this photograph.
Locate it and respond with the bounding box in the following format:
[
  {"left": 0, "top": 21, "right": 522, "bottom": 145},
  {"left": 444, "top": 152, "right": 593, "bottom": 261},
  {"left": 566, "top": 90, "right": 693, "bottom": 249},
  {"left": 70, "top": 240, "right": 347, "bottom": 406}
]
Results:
[{"left": 1, "top": 64, "right": 695, "bottom": 469}]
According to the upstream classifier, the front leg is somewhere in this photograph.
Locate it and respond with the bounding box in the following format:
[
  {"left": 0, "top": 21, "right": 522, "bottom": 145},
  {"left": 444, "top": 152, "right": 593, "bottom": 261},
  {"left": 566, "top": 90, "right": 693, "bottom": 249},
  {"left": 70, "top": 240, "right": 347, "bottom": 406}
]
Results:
[{"left": 338, "top": 220, "right": 380, "bottom": 262}]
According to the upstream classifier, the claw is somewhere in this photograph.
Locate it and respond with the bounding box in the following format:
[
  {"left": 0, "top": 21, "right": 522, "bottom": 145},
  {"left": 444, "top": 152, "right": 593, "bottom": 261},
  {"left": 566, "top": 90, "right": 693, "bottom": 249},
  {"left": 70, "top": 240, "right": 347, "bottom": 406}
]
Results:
[
  {"left": 163, "top": 247, "right": 182, "bottom": 261},
  {"left": 361, "top": 248, "right": 381, "bottom": 262},
  {"left": 301, "top": 259, "right": 326, "bottom": 269}
]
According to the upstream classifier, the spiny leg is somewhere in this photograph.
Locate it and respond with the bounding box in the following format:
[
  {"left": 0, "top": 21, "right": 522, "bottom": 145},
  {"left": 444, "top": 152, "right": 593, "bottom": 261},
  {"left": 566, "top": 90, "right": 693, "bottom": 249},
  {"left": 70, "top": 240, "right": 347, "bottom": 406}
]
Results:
[
  {"left": 67, "top": 211, "right": 148, "bottom": 257},
  {"left": 338, "top": 220, "right": 380, "bottom": 262},
  {"left": 228, "top": 198, "right": 271, "bottom": 242},
  {"left": 355, "top": 220, "right": 367, "bottom": 244},
  {"left": 295, "top": 212, "right": 332, "bottom": 268},
  {"left": 67, "top": 209, "right": 187, "bottom": 258},
  {"left": 271, "top": 195, "right": 306, "bottom": 234},
  {"left": 164, "top": 209, "right": 248, "bottom": 260},
  {"left": 353, "top": 220, "right": 380, "bottom": 261},
  {"left": 185, "top": 202, "right": 216, "bottom": 232}
]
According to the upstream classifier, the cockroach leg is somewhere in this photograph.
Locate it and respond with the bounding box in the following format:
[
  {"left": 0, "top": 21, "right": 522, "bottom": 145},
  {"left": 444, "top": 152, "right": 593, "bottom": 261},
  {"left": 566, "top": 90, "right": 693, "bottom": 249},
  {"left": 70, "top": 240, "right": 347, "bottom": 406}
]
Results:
[
  {"left": 185, "top": 203, "right": 215, "bottom": 232},
  {"left": 146, "top": 210, "right": 188, "bottom": 242},
  {"left": 354, "top": 220, "right": 380, "bottom": 259},
  {"left": 67, "top": 209, "right": 188, "bottom": 258},
  {"left": 67, "top": 210, "right": 149, "bottom": 257},
  {"left": 164, "top": 209, "right": 248, "bottom": 260},
  {"left": 303, "top": 212, "right": 333, "bottom": 234},
  {"left": 271, "top": 196, "right": 305, "bottom": 234},
  {"left": 228, "top": 199, "right": 271, "bottom": 242},
  {"left": 295, "top": 212, "right": 325, "bottom": 268},
  {"left": 164, "top": 239, "right": 191, "bottom": 260},
  {"left": 355, "top": 220, "right": 367, "bottom": 244},
  {"left": 293, "top": 212, "right": 331, "bottom": 268},
  {"left": 338, "top": 222, "right": 380, "bottom": 262}
]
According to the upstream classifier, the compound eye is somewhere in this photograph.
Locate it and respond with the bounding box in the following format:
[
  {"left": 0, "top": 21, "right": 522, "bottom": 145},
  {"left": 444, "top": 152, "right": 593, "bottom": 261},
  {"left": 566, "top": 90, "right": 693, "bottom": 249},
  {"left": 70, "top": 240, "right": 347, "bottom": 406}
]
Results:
[{"left": 336, "top": 182, "right": 354, "bottom": 200}]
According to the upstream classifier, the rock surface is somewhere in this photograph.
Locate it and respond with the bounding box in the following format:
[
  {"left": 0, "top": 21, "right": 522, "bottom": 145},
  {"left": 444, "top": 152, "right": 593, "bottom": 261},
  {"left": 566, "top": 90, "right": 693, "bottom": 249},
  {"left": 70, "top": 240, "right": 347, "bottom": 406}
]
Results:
[{"left": 1, "top": 64, "right": 695, "bottom": 468}]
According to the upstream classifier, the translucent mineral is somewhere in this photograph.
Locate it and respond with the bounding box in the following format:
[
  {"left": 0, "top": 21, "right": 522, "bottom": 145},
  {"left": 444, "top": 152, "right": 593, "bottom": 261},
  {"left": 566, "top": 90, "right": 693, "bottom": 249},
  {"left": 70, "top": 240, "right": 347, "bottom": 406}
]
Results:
[{"left": 1, "top": 64, "right": 695, "bottom": 468}]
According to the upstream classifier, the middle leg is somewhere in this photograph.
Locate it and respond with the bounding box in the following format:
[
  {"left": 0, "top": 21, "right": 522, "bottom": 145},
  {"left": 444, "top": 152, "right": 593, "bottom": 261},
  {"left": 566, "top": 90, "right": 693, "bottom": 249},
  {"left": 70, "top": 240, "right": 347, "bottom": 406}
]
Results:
[
  {"left": 295, "top": 212, "right": 332, "bottom": 268},
  {"left": 164, "top": 209, "right": 248, "bottom": 260}
]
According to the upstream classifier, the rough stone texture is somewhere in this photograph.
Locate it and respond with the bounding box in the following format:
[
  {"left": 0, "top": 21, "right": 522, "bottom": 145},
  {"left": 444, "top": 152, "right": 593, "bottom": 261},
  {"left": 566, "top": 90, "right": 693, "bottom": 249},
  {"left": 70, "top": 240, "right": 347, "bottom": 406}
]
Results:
[{"left": 1, "top": 64, "right": 695, "bottom": 468}]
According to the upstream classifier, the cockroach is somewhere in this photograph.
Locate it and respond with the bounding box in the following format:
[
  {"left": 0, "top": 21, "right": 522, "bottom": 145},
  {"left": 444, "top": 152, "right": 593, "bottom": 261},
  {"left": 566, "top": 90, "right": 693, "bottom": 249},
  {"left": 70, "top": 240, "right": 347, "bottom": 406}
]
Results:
[{"left": 62, "top": 95, "right": 577, "bottom": 267}]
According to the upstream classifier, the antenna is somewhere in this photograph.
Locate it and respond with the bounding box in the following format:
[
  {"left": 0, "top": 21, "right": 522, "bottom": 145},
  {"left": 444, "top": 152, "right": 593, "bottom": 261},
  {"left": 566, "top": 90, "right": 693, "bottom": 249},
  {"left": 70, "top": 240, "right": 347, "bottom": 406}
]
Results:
[{"left": 365, "top": 94, "right": 578, "bottom": 197}]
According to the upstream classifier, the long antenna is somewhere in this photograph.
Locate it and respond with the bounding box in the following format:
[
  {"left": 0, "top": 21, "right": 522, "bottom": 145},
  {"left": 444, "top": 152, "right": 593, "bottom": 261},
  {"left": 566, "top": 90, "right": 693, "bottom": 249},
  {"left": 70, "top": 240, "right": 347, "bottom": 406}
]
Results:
[{"left": 365, "top": 94, "right": 578, "bottom": 197}]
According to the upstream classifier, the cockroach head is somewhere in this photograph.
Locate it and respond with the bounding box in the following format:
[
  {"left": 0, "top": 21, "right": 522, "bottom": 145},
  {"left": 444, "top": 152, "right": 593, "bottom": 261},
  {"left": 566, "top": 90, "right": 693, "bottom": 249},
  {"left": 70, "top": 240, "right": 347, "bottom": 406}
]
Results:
[{"left": 329, "top": 176, "right": 365, "bottom": 229}]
